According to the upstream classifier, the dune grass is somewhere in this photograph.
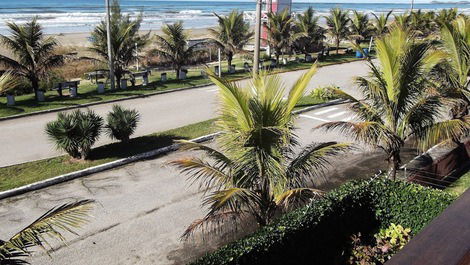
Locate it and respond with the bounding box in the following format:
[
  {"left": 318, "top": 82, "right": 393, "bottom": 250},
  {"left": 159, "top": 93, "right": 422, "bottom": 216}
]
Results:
[
  {"left": 0, "top": 95, "right": 330, "bottom": 192},
  {"left": 0, "top": 53, "right": 362, "bottom": 118}
]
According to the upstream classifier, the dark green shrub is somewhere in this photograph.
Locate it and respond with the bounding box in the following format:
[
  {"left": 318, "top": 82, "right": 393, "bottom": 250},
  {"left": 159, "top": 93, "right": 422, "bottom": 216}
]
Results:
[
  {"left": 105, "top": 105, "right": 140, "bottom": 143},
  {"left": 191, "top": 178, "right": 455, "bottom": 265},
  {"left": 46, "top": 110, "right": 103, "bottom": 159}
]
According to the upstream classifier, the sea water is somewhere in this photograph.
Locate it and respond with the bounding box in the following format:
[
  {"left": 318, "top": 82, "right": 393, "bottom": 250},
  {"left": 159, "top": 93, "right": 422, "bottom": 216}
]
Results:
[{"left": 0, "top": 0, "right": 468, "bottom": 34}]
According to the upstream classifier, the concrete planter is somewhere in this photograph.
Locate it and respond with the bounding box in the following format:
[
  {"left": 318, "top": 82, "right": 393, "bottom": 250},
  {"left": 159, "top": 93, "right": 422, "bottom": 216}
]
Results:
[
  {"left": 70, "top": 87, "right": 78, "bottom": 97},
  {"left": 282, "top": 58, "right": 287, "bottom": 65},
  {"left": 37, "top": 91, "right": 45, "bottom": 102},
  {"left": 97, "top": 82, "right": 105, "bottom": 94},
  {"left": 179, "top": 70, "right": 187, "bottom": 80},
  {"left": 6, "top": 94, "right": 15, "bottom": 106},
  {"left": 229, "top": 65, "right": 236, "bottom": 74},
  {"left": 161, "top": 73, "right": 167, "bottom": 82},
  {"left": 120, "top": 79, "right": 128, "bottom": 89}
]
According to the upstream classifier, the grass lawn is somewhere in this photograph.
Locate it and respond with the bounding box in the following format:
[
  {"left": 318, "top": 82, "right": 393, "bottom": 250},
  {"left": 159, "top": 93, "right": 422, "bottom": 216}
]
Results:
[
  {"left": 446, "top": 170, "right": 470, "bottom": 196},
  {"left": 0, "top": 53, "right": 363, "bottom": 118},
  {"left": 0, "top": 96, "right": 330, "bottom": 192}
]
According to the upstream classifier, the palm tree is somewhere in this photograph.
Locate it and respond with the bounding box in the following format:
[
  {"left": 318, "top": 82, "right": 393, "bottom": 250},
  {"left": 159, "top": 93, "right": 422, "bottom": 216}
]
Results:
[
  {"left": 435, "top": 16, "right": 470, "bottom": 120},
  {"left": 316, "top": 26, "right": 469, "bottom": 179},
  {"left": 435, "top": 8, "right": 459, "bottom": 26},
  {"left": 209, "top": 10, "right": 253, "bottom": 69},
  {"left": 89, "top": 0, "right": 149, "bottom": 89},
  {"left": 349, "top": 10, "right": 372, "bottom": 45},
  {"left": 294, "top": 7, "right": 326, "bottom": 59},
  {"left": 171, "top": 65, "right": 352, "bottom": 238},
  {"left": 372, "top": 10, "right": 393, "bottom": 37},
  {"left": 266, "top": 9, "right": 294, "bottom": 64},
  {"left": 153, "top": 21, "right": 196, "bottom": 79},
  {"left": 0, "top": 18, "right": 64, "bottom": 101},
  {"left": 325, "top": 8, "right": 350, "bottom": 54},
  {"left": 0, "top": 200, "right": 94, "bottom": 264}
]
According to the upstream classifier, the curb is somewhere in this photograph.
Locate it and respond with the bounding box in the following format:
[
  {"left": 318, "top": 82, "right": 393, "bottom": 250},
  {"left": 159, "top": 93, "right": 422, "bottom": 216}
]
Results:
[
  {"left": 0, "top": 132, "right": 221, "bottom": 200},
  {"left": 0, "top": 59, "right": 364, "bottom": 122},
  {"left": 0, "top": 99, "right": 348, "bottom": 200}
]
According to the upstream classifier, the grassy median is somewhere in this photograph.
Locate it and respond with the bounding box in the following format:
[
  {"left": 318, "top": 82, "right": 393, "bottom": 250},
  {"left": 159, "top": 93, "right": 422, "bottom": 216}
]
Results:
[
  {"left": 0, "top": 96, "right": 329, "bottom": 192},
  {"left": 0, "top": 54, "right": 361, "bottom": 118}
]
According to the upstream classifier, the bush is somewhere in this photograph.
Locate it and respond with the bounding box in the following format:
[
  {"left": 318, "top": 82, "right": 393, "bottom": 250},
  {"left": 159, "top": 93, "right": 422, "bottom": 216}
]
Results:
[
  {"left": 191, "top": 178, "right": 455, "bottom": 265},
  {"left": 310, "top": 86, "right": 340, "bottom": 101},
  {"left": 349, "top": 223, "right": 412, "bottom": 265},
  {"left": 46, "top": 110, "right": 103, "bottom": 159},
  {"left": 105, "top": 105, "right": 140, "bottom": 142}
]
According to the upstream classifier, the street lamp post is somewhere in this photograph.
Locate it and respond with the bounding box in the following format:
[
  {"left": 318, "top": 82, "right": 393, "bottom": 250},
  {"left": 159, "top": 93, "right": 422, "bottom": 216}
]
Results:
[
  {"left": 253, "top": 0, "right": 262, "bottom": 75},
  {"left": 105, "top": 0, "right": 115, "bottom": 90}
]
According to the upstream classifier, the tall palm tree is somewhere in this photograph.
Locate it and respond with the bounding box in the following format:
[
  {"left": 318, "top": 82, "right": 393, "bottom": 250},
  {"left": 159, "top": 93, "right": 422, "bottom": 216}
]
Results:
[
  {"left": 372, "top": 10, "right": 393, "bottom": 37},
  {"left": 294, "top": 7, "right": 326, "bottom": 59},
  {"left": 435, "top": 16, "right": 470, "bottom": 119},
  {"left": 266, "top": 9, "right": 294, "bottom": 64},
  {"left": 0, "top": 18, "right": 64, "bottom": 101},
  {"left": 171, "top": 65, "right": 352, "bottom": 238},
  {"left": 349, "top": 10, "right": 372, "bottom": 45},
  {"left": 0, "top": 200, "right": 94, "bottom": 264},
  {"left": 89, "top": 0, "right": 149, "bottom": 89},
  {"left": 317, "top": 26, "right": 469, "bottom": 179},
  {"left": 325, "top": 8, "right": 350, "bottom": 54},
  {"left": 209, "top": 10, "right": 253, "bottom": 69},
  {"left": 153, "top": 21, "right": 196, "bottom": 79}
]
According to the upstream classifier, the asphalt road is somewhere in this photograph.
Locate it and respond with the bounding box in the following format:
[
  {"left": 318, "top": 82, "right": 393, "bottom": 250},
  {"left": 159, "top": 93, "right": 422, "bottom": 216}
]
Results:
[
  {"left": 0, "top": 60, "right": 370, "bottom": 167},
  {"left": 0, "top": 103, "right": 396, "bottom": 265}
]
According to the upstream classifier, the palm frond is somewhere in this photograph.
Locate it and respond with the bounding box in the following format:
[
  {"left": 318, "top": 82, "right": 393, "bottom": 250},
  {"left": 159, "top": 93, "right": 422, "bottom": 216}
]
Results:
[{"left": 275, "top": 188, "right": 324, "bottom": 209}]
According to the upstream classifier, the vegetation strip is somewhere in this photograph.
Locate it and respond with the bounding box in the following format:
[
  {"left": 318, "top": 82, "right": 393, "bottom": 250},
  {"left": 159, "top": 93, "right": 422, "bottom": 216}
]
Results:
[
  {"left": 0, "top": 55, "right": 361, "bottom": 121},
  {"left": 0, "top": 98, "right": 343, "bottom": 198}
]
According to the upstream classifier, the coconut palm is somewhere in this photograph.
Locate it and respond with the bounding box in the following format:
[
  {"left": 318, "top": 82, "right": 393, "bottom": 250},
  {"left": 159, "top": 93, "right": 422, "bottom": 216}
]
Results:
[
  {"left": 209, "top": 10, "right": 253, "bottom": 69},
  {"left": 266, "top": 9, "right": 295, "bottom": 64},
  {"left": 349, "top": 10, "right": 372, "bottom": 45},
  {"left": 89, "top": 0, "right": 149, "bottom": 89},
  {"left": 0, "top": 18, "right": 64, "bottom": 101},
  {"left": 0, "top": 200, "right": 94, "bottom": 264},
  {"left": 316, "top": 26, "right": 469, "bottom": 180},
  {"left": 435, "top": 8, "right": 459, "bottom": 26},
  {"left": 372, "top": 10, "right": 393, "bottom": 37},
  {"left": 171, "top": 65, "right": 352, "bottom": 238},
  {"left": 153, "top": 21, "right": 196, "bottom": 80},
  {"left": 408, "top": 10, "right": 437, "bottom": 37},
  {"left": 294, "top": 7, "right": 326, "bottom": 59},
  {"left": 325, "top": 8, "right": 350, "bottom": 54},
  {"left": 435, "top": 16, "right": 470, "bottom": 120}
]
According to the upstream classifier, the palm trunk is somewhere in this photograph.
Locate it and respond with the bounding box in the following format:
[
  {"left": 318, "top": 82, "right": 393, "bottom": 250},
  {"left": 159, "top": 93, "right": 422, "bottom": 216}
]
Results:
[
  {"left": 31, "top": 77, "right": 39, "bottom": 101},
  {"left": 336, "top": 38, "right": 340, "bottom": 55},
  {"left": 176, "top": 67, "right": 181, "bottom": 80},
  {"left": 227, "top": 53, "right": 233, "bottom": 68},
  {"left": 387, "top": 151, "right": 401, "bottom": 180}
]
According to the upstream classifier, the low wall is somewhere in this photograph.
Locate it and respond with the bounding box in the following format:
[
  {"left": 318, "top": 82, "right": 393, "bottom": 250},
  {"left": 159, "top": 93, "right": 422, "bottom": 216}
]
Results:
[{"left": 403, "top": 140, "right": 470, "bottom": 188}]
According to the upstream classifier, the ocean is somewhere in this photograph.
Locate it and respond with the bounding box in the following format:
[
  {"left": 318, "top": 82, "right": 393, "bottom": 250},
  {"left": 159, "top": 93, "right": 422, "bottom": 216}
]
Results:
[{"left": 0, "top": 0, "right": 469, "bottom": 34}]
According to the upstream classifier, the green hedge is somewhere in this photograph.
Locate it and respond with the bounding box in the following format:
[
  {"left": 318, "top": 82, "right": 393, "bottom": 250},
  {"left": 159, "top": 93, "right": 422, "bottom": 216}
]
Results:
[{"left": 191, "top": 178, "right": 455, "bottom": 265}]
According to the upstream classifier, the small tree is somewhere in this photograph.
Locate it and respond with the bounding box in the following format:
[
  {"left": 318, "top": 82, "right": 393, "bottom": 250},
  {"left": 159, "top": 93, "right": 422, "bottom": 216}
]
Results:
[
  {"left": 266, "top": 9, "right": 294, "bottom": 64},
  {"left": 372, "top": 11, "right": 393, "bottom": 37},
  {"left": 46, "top": 110, "right": 103, "bottom": 160},
  {"left": 349, "top": 10, "right": 372, "bottom": 45},
  {"left": 325, "top": 8, "right": 350, "bottom": 54},
  {"left": 153, "top": 21, "right": 196, "bottom": 79},
  {"left": 105, "top": 105, "right": 140, "bottom": 142},
  {"left": 0, "top": 18, "right": 64, "bottom": 100},
  {"left": 0, "top": 200, "right": 94, "bottom": 264},
  {"left": 209, "top": 10, "right": 253, "bottom": 69},
  {"left": 89, "top": 0, "right": 149, "bottom": 89},
  {"left": 294, "top": 7, "right": 326, "bottom": 58}
]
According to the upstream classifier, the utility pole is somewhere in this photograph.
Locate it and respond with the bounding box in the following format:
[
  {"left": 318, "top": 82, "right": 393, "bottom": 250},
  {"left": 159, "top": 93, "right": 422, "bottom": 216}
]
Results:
[
  {"left": 218, "top": 48, "right": 222, "bottom": 77},
  {"left": 105, "top": 0, "right": 115, "bottom": 90},
  {"left": 253, "top": 0, "right": 262, "bottom": 75},
  {"left": 410, "top": 0, "right": 414, "bottom": 12}
]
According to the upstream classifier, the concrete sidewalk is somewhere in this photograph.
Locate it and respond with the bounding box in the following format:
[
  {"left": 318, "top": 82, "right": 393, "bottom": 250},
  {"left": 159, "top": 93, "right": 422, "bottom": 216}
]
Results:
[{"left": 0, "top": 60, "right": 370, "bottom": 167}]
